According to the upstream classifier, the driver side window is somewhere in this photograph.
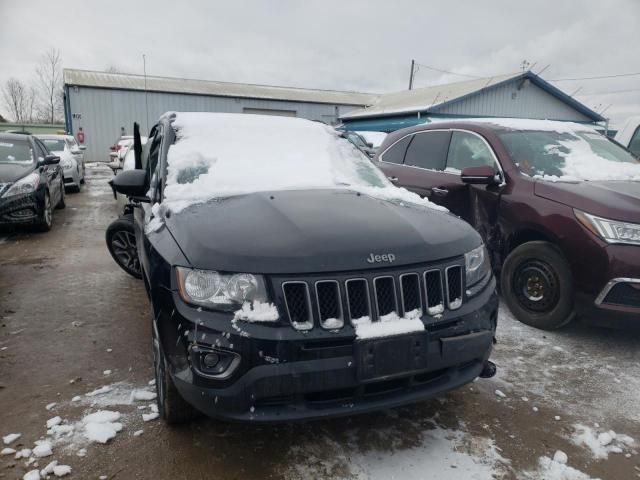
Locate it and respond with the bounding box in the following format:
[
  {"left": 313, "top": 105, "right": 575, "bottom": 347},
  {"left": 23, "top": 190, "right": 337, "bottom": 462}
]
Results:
[{"left": 447, "top": 131, "right": 496, "bottom": 171}]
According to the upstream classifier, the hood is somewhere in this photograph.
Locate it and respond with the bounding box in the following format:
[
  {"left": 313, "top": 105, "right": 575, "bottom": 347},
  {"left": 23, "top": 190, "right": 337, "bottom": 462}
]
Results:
[
  {"left": 0, "top": 163, "right": 36, "bottom": 184},
  {"left": 164, "top": 189, "right": 480, "bottom": 274},
  {"left": 535, "top": 180, "right": 640, "bottom": 222}
]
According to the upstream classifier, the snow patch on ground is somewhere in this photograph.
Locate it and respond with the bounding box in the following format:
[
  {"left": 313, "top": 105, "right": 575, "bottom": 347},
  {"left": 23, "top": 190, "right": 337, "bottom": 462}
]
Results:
[
  {"left": 523, "top": 454, "right": 600, "bottom": 480},
  {"left": 3, "top": 433, "right": 21, "bottom": 445},
  {"left": 570, "top": 424, "right": 635, "bottom": 459}
]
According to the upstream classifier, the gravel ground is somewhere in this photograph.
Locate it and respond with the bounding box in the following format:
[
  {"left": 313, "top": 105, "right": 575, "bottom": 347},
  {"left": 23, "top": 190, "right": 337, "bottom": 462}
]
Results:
[{"left": 1, "top": 163, "right": 638, "bottom": 480}]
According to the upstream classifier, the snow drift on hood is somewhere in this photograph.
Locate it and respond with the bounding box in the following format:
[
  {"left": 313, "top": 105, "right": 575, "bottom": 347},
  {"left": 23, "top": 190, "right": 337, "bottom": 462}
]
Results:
[{"left": 163, "top": 113, "right": 446, "bottom": 213}]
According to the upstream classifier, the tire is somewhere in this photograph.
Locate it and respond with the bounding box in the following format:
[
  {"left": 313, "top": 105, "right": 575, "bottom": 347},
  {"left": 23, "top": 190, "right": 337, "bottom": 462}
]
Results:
[
  {"left": 36, "top": 190, "right": 53, "bottom": 232},
  {"left": 105, "top": 214, "right": 142, "bottom": 279},
  {"left": 501, "top": 241, "right": 575, "bottom": 330},
  {"left": 56, "top": 179, "right": 66, "bottom": 209},
  {"left": 153, "top": 322, "right": 199, "bottom": 424}
]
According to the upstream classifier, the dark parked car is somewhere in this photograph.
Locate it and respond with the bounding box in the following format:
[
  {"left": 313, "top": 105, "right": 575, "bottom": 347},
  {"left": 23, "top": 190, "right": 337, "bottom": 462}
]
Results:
[
  {"left": 110, "top": 112, "right": 498, "bottom": 423},
  {"left": 374, "top": 119, "right": 640, "bottom": 330},
  {"left": 0, "top": 132, "right": 65, "bottom": 231}
]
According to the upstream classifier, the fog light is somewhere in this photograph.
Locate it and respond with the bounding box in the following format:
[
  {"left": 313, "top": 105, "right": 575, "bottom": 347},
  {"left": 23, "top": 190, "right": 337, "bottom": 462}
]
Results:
[{"left": 202, "top": 352, "right": 219, "bottom": 368}]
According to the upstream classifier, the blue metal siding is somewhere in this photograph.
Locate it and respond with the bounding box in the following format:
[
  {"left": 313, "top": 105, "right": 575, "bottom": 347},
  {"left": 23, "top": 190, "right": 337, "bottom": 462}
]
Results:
[
  {"left": 66, "top": 87, "right": 362, "bottom": 162},
  {"left": 432, "top": 79, "right": 592, "bottom": 122}
]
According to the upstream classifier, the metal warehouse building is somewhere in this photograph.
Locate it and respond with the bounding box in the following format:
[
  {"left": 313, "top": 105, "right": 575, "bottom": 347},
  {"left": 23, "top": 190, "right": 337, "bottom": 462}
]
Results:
[
  {"left": 63, "top": 69, "right": 374, "bottom": 162},
  {"left": 340, "top": 71, "right": 605, "bottom": 131}
]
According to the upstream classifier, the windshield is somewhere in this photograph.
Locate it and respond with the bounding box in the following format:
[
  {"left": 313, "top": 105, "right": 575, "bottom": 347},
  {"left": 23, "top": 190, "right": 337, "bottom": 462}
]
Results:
[
  {"left": 346, "top": 132, "right": 368, "bottom": 149},
  {"left": 499, "top": 129, "right": 640, "bottom": 181},
  {"left": 162, "top": 113, "right": 442, "bottom": 213},
  {"left": 40, "top": 138, "right": 66, "bottom": 152},
  {"left": 0, "top": 140, "right": 34, "bottom": 164}
]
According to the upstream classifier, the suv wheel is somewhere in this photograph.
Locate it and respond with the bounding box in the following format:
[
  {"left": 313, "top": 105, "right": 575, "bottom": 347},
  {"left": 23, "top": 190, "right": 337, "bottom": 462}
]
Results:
[
  {"left": 153, "top": 322, "right": 199, "bottom": 424},
  {"left": 56, "top": 179, "right": 66, "bottom": 209},
  {"left": 105, "top": 215, "right": 142, "bottom": 279},
  {"left": 501, "top": 241, "right": 575, "bottom": 330}
]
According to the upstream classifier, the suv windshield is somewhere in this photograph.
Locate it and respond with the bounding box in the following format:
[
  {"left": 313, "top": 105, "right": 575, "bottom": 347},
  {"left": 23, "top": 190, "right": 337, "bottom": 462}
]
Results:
[
  {"left": 0, "top": 140, "right": 34, "bottom": 164},
  {"left": 499, "top": 129, "right": 640, "bottom": 181},
  {"left": 40, "top": 139, "right": 66, "bottom": 152}
]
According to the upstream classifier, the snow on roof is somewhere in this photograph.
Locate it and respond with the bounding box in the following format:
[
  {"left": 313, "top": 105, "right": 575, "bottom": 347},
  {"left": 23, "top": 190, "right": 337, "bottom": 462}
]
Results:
[
  {"left": 64, "top": 69, "right": 375, "bottom": 107},
  {"left": 163, "top": 112, "right": 447, "bottom": 213},
  {"left": 341, "top": 73, "right": 520, "bottom": 120},
  {"left": 454, "top": 117, "right": 598, "bottom": 133}
]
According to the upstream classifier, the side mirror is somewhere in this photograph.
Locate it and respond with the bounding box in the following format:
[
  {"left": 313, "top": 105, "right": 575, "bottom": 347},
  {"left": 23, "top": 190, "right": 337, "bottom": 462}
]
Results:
[
  {"left": 109, "top": 151, "right": 119, "bottom": 159},
  {"left": 71, "top": 148, "right": 82, "bottom": 155},
  {"left": 79, "top": 145, "right": 87, "bottom": 151},
  {"left": 39, "top": 154, "right": 60, "bottom": 166},
  {"left": 366, "top": 142, "right": 374, "bottom": 148},
  {"left": 111, "top": 169, "right": 150, "bottom": 201},
  {"left": 460, "top": 165, "right": 501, "bottom": 185}
]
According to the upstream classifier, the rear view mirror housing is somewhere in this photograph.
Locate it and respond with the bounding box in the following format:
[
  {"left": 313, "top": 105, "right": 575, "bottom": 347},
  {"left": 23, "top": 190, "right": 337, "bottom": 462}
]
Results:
[
  {"left": 460, "top": 165, "right": 501, "bottom": 186},
  {"left": 79, "top": 145, "right": 87, "bottom": 151},
  {"left": 39, "top": 154, "right": 60, "bottom": 166},
  {"left": 112, "top": 169, "right": 150, "bottom": 201}
]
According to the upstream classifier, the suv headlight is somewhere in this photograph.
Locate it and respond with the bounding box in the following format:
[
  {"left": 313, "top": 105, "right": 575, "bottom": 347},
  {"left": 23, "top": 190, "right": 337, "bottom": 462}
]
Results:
[
  {"left": 2, "top": 173, "right": 40, "bottom": 198},
  {"left": 176, "top": 267, "right": 269, "bottom": 310},
  {"left": 61, "top": 158, "right": 74, "bottom": 169},
  {"left": 464, "top": 244, "right": 491, "bottom": 296},
  {"left": 575, "top": 210, "right": 640, "bottom": 246}
]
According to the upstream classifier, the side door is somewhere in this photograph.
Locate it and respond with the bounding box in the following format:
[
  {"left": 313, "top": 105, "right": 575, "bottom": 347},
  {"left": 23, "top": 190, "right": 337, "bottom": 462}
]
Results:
[
  {"left": 444, "top": 130, "right": 505, "bottom": 250},
  {"left": 134, "top": 124, "right": 162, "bottom": 282},
  {"left": 376, "top": 130, "right": 451, "bottom": 199},
  {"left": 33, "top": 139, "right": 60, "bottom": 203},
  {"left": 67, "top": 137, "right": 85, "bottom": 177}
]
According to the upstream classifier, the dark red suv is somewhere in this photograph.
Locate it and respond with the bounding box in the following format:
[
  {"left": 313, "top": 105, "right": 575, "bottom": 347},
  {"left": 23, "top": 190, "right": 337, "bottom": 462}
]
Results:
[{"left": 374, "top": 118, "right": 640, "bottom": 329}]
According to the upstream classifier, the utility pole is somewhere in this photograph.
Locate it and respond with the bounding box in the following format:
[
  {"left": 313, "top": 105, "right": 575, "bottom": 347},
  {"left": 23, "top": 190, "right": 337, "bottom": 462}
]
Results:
[{"left": 408, "top": 59, "right": 415, "bottom": 90}]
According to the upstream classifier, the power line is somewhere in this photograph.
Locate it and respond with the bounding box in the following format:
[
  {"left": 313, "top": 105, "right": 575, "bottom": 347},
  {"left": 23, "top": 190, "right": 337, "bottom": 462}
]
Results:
[
  {"left": 549, "top": 71, "right": 640, "bottom": 81},
  {"left": 413, "top": 62, "right": 483, "bottom": 79}
]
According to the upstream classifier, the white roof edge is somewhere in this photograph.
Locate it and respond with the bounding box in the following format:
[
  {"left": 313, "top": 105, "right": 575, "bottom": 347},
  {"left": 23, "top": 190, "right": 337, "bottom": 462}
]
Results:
[{"left": 63, "top": 68, "right": 376, "bottom": 106}]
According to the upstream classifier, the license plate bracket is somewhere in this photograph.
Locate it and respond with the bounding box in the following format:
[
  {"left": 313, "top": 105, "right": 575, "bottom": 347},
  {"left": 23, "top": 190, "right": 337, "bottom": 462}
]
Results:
[{"left": 356, "top": 332, "right": 428, "bottom": 382}]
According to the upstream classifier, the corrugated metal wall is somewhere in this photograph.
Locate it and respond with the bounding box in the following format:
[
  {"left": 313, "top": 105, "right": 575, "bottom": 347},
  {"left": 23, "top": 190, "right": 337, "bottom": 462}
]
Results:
[
  {"left": 433, "top": 79, "right": 592, "bottom": 122},
  {"left": 66, "top": 87, "right": 363, "bottom": 162}
]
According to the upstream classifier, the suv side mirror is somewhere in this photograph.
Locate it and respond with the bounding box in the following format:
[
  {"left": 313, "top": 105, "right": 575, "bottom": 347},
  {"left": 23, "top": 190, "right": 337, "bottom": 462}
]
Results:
[
  {"left": 39, "top": 154, "right": 60, "bottom": 166},
  {"left": 461, "top": 165, "right": 501, "bottom": 185},
  {"left": 79, "top": 145, "right": 87, "bottom": 151},
  {"left": 112, "top": 169, "right": 150, "bottom": 201}
]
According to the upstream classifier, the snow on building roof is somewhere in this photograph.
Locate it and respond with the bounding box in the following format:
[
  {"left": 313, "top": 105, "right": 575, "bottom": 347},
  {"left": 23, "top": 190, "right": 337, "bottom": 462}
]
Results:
[{"left": 64, "top": 69, "right": 375, "bottom": 107}]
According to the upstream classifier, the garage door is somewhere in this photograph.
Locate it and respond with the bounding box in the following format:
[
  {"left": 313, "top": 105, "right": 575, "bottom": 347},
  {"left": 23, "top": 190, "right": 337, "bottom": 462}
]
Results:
[{"left": 243, "top": 107, "right": 297, "bottom": 117}]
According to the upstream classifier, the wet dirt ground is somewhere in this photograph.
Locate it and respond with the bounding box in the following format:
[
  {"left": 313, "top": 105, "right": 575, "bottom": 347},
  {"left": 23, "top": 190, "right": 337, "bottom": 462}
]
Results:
[{"left": 1, "top": 164, "right": 639, "bottom": 480}]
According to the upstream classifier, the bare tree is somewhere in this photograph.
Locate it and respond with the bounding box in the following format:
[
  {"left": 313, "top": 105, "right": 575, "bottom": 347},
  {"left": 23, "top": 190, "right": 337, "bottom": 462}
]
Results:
[
  {"left": 1, "top": 77, "right": 28, "bottom": 122},
  {"left": 35, "top": 48, "right": 63, "bottom": 124},
  {"left": 26, "top": 85, "right": 37, "bottom": 123},
  {"left": 105, "top": 65, "right": 121, "bottom": 74}
]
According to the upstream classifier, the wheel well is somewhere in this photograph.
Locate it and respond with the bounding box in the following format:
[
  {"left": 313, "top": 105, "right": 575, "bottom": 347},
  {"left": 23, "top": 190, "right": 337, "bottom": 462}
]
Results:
[{"left": 508, "top": 229, "right": 553, "bottom": 254}]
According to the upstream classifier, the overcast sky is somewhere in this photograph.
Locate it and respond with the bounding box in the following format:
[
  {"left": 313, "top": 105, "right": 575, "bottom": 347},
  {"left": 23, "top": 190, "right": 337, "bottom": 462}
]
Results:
[{"left": 1, "top": 0, "right": 638, "bottom": 126}]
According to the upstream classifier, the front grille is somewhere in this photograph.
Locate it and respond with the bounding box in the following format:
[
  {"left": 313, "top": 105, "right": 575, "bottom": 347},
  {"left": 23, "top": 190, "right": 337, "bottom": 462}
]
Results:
[
  {"left": 279, "top": 261, "right": 465, "bottom": 330},
  {"left": 374, "top": 276, "right": 397, "bottom": 317},
  {"left": 603, "top": 282, "right": 640, "bottom": 307},
  {"left": 445, "top": 266, "right": 463, "bottom": 310},
  {"left": 282, "top": 282, "right": 313, "bottom": 330}
]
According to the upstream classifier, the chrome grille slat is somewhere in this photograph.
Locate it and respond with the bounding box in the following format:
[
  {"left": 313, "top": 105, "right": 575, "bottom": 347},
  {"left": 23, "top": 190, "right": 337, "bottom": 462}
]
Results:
[
  {"left": 373, "top": 276, "right": 398, "bottom": 318},
  {"left": 424, "top": 269, "right": 445, "bottom": 315},
  {"left": 445, "top": 266, "right": 463, "bottom": 310},
  {"left": 345, "top": 278, "right": 371, "bottom": 322},
  {"left": 315, "top": 280, "right": 344, "bottom": 329},
  {"left": 282, "top": 281, "right": 313, "bottom": 330}
]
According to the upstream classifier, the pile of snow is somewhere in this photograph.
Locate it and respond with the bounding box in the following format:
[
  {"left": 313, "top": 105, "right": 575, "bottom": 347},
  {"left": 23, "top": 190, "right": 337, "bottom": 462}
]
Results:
[
  {"left": 525, "top": 451, "right": 600, "bottom": 480},
  {"left": 352, "top": 309, "right": 424, "bottom": 339},
  {"left": 82, "top": 410, "right": 123, "bottom": 444},
  {"left": 233, "top": 301, "right": 279, "bottom": 322},
  {"left": 570, "top": 424, "right": 635, "bottom": 459},
  {"left": 163, "top": 113, "right": 445, "bottom": 213}
]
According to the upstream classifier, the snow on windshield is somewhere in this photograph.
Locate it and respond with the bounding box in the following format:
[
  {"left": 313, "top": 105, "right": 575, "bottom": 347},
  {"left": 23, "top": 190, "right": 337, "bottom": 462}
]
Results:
[
  {"left": 163, "top": 113, "right": 446, "bottom": 212},
  {"left": 474, "top": 118, "right": 640, "bottom": 182}
]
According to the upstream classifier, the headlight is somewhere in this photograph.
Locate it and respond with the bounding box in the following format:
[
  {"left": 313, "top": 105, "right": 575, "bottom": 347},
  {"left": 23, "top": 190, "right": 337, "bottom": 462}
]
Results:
[
  {"left": 575, "top": 210, "right": 640, "bottom": 246},
  {"left": 176, "top": 267, "right": 269, "bottom": 310},
  {"left": 464, "top": 244, "right": 491, "bottom": 294},
  {"left": 2, "top": 173, "right": 39, "bottom": 198},
  {"left": 61, "top": 159, "right": 74, "bottom": 169}
]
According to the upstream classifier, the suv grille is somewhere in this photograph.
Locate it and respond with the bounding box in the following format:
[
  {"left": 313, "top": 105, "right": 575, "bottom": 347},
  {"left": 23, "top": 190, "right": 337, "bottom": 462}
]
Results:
[{"left": 278, "top": 261, "right": 465, "bottom": 330}]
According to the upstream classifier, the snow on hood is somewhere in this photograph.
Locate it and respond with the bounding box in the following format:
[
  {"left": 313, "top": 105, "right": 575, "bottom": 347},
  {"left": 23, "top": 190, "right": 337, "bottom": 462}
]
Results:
[
  {"left": 461, "top": 117, "right": 599, "bottom": 134},
  {"left": 163, "top": 112, "right": 446, "bottom": 213}
]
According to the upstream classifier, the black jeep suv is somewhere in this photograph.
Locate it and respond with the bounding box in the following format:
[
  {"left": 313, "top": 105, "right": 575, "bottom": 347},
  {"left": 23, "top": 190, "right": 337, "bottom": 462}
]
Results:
[{"left": 110, "top": 112, "right": 498, "bottom": 423}]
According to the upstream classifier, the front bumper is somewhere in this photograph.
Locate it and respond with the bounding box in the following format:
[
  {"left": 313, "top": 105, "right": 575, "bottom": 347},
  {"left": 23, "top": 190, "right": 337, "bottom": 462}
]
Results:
[
  {"left": 154, "top": 278, "right": 498, "bottom": 423},
  {"left": 576, "top": 244, "right": 640, "bottom": 327},
  {"left": 0, "top": 191, "right": 42, "bottom": 226}
]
